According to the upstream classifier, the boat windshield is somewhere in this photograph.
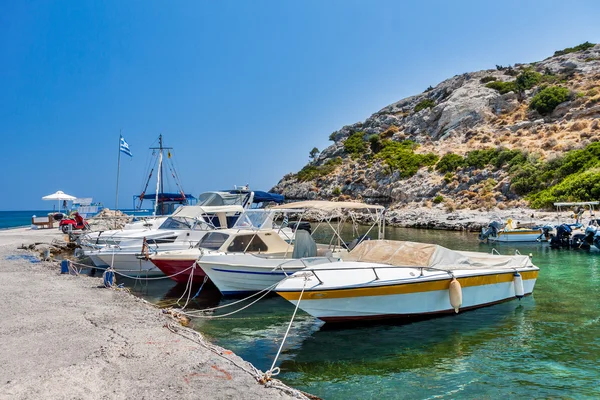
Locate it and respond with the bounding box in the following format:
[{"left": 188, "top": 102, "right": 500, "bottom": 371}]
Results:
[
  {"left": 197, "top": 232, "right": 229, "bottom": 250},
  {"left": 158, "top": 217, "right": 194, "bottom": 230},
  {"left": 232, "top": 210, "right": 275, "bottom": 230}
]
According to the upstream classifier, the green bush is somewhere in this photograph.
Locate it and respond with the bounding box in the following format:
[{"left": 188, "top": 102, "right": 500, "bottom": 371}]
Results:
[
  {"left": 433, "top": 195, "right": 444, "bottom": 204},
  {"left": 376, "top": 140, "right": 438, "bottom": 178},
  {"left": 529, "top": 86, "right": 570, "bottom": 115},
  {"left": 344, "top": 132, "right": 367, "bottom": 158},
  {"left": 414, "top": 99, "right": 436, "bottom": 112},
  {"left": 480, "top": 76, "right": 497, "bottom": 83},
  {"left": 368, "top": 134, "right": 382, "bottom": 154},
  {"left": 486, "top": 80, "right": 517, "bottom": 94},
  {"left": 436, "top": 153, "right": 465, "bottom": 173},
  {"left": 529, "top": 168, "right": 600, "bottom": 208},
  {"left": 554, "top": 41, "right": 596, "bottom": 56},
  {"left": 515, "top": 70, "right": 542, "bottom": 91},
  {"left": 332, "top": 187, "right": 342, "bottom": 196},
  {"left": 296, "top": 157, "right": 342, "bottom": 181},
  {"left": 444, "top": 172, "right": 454, "bottom": 183}
]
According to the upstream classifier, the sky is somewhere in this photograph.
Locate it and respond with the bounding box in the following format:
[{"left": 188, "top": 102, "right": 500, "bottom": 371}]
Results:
[{"left": 1, "top": 0, "right": 598, "bottom": 210}]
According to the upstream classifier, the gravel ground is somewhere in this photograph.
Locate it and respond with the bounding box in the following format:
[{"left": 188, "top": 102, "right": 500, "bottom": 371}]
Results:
[{"left": 0, "top": 228, "right": 301, "bottom": 400}]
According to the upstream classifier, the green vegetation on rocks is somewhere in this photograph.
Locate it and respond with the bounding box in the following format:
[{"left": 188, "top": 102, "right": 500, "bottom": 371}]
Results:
[
  {"left": 554, "top": 41, "right": 596, "bottom": 56},
  {"left": 377, "top": 140, "right": 438, "bottom": 178},
  {"left": 296, "top": 157, "right": 342, "bottom": 182},
  {"left": 344, "top": 132, "right": 367, "bottom": 158},
  {"left": 414, "top": 99, "right": 435, "bottom": 112},
  {"left": 436, "top": 153, "right": 465, "bottom": 173},
  {"left": 529, "top": 86, "right": 571, "bottom": 115}
]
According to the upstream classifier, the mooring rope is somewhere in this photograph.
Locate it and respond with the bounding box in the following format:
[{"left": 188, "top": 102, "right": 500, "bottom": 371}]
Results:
[
  {"left": 263, "top": 279, "right": 307, "bottom": 381},
  {"left": 177, "top": 281, "right": 280, "bottom": 317}
]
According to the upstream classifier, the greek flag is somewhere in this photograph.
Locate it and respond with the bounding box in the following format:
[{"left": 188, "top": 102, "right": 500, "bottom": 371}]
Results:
[
  {"left": 282, "top": 214, "right": 289, "bottom": 227},
  {"left": 120, "top": 136, "right": 133, "bottom": 157}
]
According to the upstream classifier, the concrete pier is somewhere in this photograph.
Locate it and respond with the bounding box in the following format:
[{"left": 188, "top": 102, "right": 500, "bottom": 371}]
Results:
[{"left": 0, "top": 228, "right": 302, "bottom": 400}]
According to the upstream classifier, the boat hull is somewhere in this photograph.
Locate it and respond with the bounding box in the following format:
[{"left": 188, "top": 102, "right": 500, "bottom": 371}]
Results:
[
  {"left": 150, "top": 258, "right": 205, "bottom": 283},
  {"left": 487, "top": 230, "right": 545, "bottom": 242},
  {"left": 199, "top": 254, "right": 337, "bottom": 295},
  {"left": 95, "top": 252, "right": 165, "bottom": 277},
  {"left": 277, "top": 270, "right": 538, "bottom": 322}
]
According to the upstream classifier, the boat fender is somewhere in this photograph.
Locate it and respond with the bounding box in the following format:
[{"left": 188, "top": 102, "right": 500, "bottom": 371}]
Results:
[
  {"left": 513, "top": 272, "right": 524, "bottom": 299},
  {"left": 103, "top": 269, "right": 116, "bottom": 288},
  {"left": 60, "top": 260, "right": 70, "bottom": 274},
  {"left": 449, "top": 278, "right": 462, "bottom": 313}
]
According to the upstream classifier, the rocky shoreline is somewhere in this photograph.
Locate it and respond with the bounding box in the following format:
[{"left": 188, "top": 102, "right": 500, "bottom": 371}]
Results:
[{"left": 384, "top": 205, "right": 561, "bottom": 232}]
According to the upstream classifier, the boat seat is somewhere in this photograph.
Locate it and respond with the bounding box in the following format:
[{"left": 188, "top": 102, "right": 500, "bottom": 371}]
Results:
[{"left": 292, "top": 230, "right": 317, "bottom": 258}]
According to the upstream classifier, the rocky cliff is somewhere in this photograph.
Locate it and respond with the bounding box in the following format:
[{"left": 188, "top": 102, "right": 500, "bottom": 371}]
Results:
[{"left": 272, "top": 43, "right": 600, "bottom": 212}]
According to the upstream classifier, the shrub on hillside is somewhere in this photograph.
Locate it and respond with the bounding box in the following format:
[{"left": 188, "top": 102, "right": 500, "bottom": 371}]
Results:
[
  {"left": 529, "top": 168, "right": 600, "bottom": 208},
  {"left": 368, "top": 134, "right": 382, "bottom": 153},
  {"left": 414, "top": 99, "right": 436, "bottom": 112},
  {"left": 515, "top": 70, "right": 542, "bottom": 92},
  {"left": 436, "top": 153, "right": 465, "bottom": 173},
  {"left": 485, "top": 80, "right": 517, "bottom": 94},
  {"left": 376, "top": 140, "right": 438, "bottom": 178},
  {"left": 296, "top": 157, "right": 342, "bottom": 181},
  {"left": 433, "top": 195, "right": 444, "bottom": 204},
  {"left": 554, "top": 41, "right": 596, "bottom": 57},
  {"left": 480, "top": 76, "right": 497, "bottom": 84},
  {"left": 344, "top": 132, "right": 367, "bottom": 158},
  {"left": 529, "top": 86, "right": 570, "bottom": 115}
]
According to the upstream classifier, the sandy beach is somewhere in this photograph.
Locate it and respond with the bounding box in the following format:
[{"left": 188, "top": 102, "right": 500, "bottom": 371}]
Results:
[{"left": 0, "top": 228, "right": 303, "bottom": 400}]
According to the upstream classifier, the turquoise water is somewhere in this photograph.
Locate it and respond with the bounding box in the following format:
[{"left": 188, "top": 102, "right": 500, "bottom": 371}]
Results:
[
  {"left": 0, "top": 210, "right": 53, "bottom": 229},
  {"left": 123, "top": 227, "right": 600, "bottom": 399}
]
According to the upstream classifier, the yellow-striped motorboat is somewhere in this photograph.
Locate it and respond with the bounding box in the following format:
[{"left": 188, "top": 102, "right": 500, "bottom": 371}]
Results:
[{"left": 276, "top": 240, "right": 539, "bottom": 323}]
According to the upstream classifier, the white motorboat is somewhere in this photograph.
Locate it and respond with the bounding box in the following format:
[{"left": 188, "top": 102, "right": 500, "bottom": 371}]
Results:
[
  {"left": 86, "top": 205, "right": 244, "bottom": 276},
  {"left": 479, "top": 218, "right": 552, "bottom": 243},
  {"left": 197, "top": 202, "right": 386, "bottom": 295},
  {"left": 276, "top": 240, "right": 539, "bottom": 323}
]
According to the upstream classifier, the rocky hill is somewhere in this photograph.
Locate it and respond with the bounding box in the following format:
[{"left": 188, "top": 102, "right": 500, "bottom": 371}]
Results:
[{"left": 272, "top": 42, "right": 600, "bottom": 212}]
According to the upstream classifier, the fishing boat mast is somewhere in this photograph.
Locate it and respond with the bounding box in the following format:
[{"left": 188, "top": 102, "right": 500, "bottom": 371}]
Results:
[{"left": 149, "top": 134, "right": 173, "bottom": 215}]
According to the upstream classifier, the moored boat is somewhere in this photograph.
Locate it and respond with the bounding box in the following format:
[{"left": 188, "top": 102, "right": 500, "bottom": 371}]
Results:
[
  {"left": 479, "top": 218, "right": 552, "bottom": 243},
  {"left": 275, "top": 239, "right": 539, "bottom": 323},
  {"left": 196, "top": 202, "right": 386, "bottom": 295}
]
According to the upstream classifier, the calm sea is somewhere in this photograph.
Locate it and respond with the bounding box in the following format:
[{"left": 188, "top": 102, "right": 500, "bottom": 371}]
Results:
[
  {"left": 0, "top": 210, "right": 54, "bottom": 229},
  {"left": 120, "top": 225, "right": 600, "bottom": 399}
]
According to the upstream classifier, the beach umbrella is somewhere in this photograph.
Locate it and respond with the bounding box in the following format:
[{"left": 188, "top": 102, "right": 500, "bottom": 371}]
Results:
[{"left": 42, "top": 190, "right": 76, "bottom": 213}]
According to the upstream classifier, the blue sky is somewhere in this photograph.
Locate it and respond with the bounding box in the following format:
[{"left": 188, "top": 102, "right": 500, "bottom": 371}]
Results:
[{"left": 1, "top": 0, "right": 598, "bottom": 210}]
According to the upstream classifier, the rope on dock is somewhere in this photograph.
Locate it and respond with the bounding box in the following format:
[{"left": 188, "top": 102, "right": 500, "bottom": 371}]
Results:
[{"left": 164, "top": 322, "right": 312, "bottom": 400}]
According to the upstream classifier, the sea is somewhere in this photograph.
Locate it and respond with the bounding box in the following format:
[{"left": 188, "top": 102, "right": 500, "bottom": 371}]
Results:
[
  {"left": 3, "top": 211, "right": 599, "bottom": 398},
  {"left": 121, "top": 225, "right": 600, "bottom": 399},
  {"left": 0, "top": 210, "right": 54, "bottom": 229}
]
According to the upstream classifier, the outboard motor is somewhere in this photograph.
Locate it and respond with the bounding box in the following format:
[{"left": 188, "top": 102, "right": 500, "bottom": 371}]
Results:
[
  {"left": 593, "top": 234, "right": 600, "bottom": 251},
  {"left": 479, "top": 221, "right": 501, "bottom": 241},
  {"left": 288, "top": 221, "right": 312, "bottom": 234},
  {"left": 550, "top": 224, "right": 573, "bottom": 249},
  {"left": 540, "top": 225, "right": 553, "bottom": 241},
  {"left": 571, "top": 226, "right": 595, "bottom": 250},
  {"left": 346, "top": 234, "right": 371, "bottom": 251}
]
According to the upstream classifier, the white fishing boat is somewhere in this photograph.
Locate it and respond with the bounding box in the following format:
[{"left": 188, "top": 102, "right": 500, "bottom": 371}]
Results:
[
  {"left": 86, "top": 205, "right": 244, "bottom": 276},
  {"left": 479, "top": 218, "right": 552, "bottom": 243},
  {"left": 276, "top": 240, "right": 539, "bottom": 323},
  {"left": 197, "top": 202, "right": 386, "bottom": 295}
]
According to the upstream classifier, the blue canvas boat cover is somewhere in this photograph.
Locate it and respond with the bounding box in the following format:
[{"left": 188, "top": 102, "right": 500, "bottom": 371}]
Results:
[{"left": 253, "top": 191, "right": 284, "bottom": 204}]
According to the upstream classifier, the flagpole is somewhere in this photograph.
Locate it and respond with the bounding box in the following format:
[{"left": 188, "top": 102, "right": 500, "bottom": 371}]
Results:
[{"left": 115, "top": 130, "right": 122, "bottom": 212}]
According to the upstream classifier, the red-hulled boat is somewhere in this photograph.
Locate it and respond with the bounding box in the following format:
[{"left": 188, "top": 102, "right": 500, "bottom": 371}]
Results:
[{"left": 149, "top": 248, "right": 206, "bottom": 283}]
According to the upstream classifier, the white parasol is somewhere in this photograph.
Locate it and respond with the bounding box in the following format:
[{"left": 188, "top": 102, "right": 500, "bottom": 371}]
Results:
[{"left": 42, "top": 190, "right": 76, "bottom": 213}]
